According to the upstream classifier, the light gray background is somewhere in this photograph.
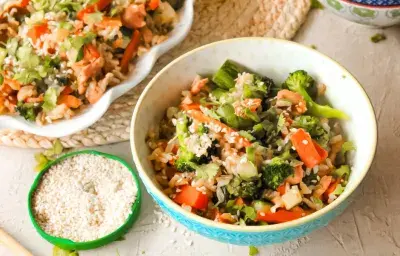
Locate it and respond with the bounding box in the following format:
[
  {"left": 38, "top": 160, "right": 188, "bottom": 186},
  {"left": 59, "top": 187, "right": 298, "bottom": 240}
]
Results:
[{"left": 1, "top": 9, "right": 399, "bottom": 256}]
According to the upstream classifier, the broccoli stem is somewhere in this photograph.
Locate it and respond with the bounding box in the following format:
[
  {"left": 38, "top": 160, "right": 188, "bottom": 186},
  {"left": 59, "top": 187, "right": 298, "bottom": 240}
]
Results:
[
  {"left": 307, "top": 102, "right": 349, "bottom": 120},
  {"left": 212, "top": 60, "right": 243, "bottom": 90},
  {"left": 284, "top": 70, "right": 349, "bottom": 120}
]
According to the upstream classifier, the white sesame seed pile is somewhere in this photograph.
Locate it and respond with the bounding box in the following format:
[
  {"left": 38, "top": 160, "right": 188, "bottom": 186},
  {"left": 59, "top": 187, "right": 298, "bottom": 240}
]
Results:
[{"left": 32, "top": 154, "right": 137, "bottom": 242}]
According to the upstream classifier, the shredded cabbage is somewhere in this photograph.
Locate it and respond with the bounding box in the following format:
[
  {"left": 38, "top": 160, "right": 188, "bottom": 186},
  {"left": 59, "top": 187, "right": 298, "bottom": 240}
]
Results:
[
  {"left": 42, "top": 87, "right": 60, "bottom": 112},
  {"left": 31, "top": 0, "right": 84, "bottom": 13},
  {"left": 83, "top": 12, "right": 103, "bottom": 25},
  {"left": 6, "top": 38, "right": 19, "bottom": 56}
]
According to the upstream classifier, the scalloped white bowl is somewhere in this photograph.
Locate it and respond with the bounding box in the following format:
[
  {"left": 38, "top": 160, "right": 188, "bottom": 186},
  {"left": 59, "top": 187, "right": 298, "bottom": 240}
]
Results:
[{"left": 0, "top": 0, "right": 194, "bottom": 137}]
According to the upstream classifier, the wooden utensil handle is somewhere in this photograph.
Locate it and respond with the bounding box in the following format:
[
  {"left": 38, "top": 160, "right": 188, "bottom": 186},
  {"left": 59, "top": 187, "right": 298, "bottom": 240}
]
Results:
[{"left": 0, "top": 228, "right": 34, "bottom": 256}]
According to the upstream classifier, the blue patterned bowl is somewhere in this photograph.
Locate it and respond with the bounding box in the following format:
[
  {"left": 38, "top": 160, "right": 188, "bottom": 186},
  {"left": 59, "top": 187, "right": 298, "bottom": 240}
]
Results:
[
  {"left": 130, "top": 38, "right": 377, "bottom": 245},
  {"left": 320, "top": 0, "right": 400, "bottom": 27}
]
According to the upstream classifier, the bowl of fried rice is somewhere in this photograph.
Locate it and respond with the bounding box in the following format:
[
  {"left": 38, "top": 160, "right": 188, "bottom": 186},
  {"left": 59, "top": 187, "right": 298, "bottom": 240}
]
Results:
[
  {"left": 0, "top": 0, "right": 193, "bottom": 137},
  {"left": 130, "top": 37, "right": 377, "bottom": 245}
]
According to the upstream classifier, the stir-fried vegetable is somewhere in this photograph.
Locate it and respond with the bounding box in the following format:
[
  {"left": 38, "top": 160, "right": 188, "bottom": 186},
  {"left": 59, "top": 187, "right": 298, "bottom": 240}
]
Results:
[
  {"left": 0, "top": 0, "right": 182, "bottom": 124},
  {"left": 147, "top": 60, "right": 353, "bottom": 226}
]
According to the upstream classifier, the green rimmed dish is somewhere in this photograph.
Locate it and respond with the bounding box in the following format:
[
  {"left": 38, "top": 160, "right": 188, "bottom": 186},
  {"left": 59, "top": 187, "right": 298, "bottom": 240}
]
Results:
[{"left": 27, "top": 150, "right": 142, "bottom": 251}]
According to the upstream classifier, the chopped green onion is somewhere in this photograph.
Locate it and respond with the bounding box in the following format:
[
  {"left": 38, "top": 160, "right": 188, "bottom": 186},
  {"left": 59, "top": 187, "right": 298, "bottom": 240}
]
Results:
[{"left": 249, "top": 245, "right": 259, "bottom": 256}]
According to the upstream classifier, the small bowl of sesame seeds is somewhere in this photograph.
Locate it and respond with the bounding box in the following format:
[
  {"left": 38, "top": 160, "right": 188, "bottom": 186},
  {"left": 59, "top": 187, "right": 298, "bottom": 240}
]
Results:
[{"left": 28, "top": 150, "right": 141, "bottom": 251}]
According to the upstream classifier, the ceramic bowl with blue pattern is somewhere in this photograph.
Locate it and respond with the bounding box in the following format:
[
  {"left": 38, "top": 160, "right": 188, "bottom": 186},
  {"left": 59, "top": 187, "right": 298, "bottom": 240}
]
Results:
[
  {"left": 320, "top": 0, "right": 400, "bottom": 27},
  {"left": 130, "top": 38, "right": 377, "bottom": 245}
]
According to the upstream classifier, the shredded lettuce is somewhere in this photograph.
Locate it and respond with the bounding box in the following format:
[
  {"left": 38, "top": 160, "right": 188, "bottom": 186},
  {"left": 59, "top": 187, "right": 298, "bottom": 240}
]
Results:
[
  {"left": 13, "top": 70, "right": 41, "bottom": 84},
  {"left": 16, "top": 45, "right": 40, "bottom": 69},
  {"left": 26, "top": 10, "right": 45, "bottom": 25},
  {"left": 59, "top": 21, "right": 74, "bottom": 30},
  {"left": 32, "top": 0, "right": 83, "bottom": 13},
  {"left": 83, "top": 12, "right": 103, "bottom": 25},
  {"left": 42, "top": 87, "right": 60, "bottom": 112},
  {"left": 6, "top": 38, "right": 19, "bottom": 56},
  {"left": 63, "top": 32, "right": 96, "bottom": 62},
  {"left": 0, "top": 47, "right": 7, "bottom": 71}
]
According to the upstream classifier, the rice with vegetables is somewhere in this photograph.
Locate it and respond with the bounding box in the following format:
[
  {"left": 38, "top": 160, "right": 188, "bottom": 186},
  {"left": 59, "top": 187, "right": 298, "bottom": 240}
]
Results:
[
  {"left": 147, "top": 60, "right": 356, "bottom": 226},
  {"left": 0, "top": 0, "right": 183, "bottom": 124}
]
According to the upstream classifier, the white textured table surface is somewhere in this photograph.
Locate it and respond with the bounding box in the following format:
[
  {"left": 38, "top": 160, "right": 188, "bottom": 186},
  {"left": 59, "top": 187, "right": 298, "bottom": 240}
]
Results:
[{"left": 1, "top": 9, "right": 400, "bottom": 256}]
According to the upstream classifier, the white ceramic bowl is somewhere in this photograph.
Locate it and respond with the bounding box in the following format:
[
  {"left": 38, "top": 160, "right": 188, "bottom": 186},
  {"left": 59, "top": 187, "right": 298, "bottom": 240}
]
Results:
[
  {"left": 130, "top": 38, "right": 377, "bottom": 245},
  {"left": 0, "top": 0, "right": 194, "bottom": 137},
  {"left": 320, "top": 0, "right": 400, "bottom": 27}
]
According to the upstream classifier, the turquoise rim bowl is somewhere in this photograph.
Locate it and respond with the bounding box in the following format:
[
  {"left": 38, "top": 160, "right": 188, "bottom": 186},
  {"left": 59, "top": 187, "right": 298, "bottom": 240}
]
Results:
[{"left": 130, "top": 37, "right": 377, "bottom": 245}]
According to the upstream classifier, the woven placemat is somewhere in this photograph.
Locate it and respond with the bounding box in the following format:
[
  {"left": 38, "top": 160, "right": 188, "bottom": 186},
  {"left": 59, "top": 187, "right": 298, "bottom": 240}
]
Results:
[{"left": 0, "top": 0, "right": 311, "bottom": 149}]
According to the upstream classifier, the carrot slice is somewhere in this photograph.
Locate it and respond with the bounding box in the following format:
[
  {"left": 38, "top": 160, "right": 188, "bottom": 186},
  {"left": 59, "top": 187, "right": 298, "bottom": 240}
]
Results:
[
  {"left": 96, "top": 16, "right": 122, "bottom": 28},
  {"left": 186, "top": 110, "right": 251, "bottom": 147},
  {"left": 180, "top": 103, "right": 201, "bottom": 111},
  {"left": 61, "top": 86, "right": 73, "bottom": 95},
  {"left": 27, "top": 23, "right": 50, "bottom": 44},
  {"left": 19, "top": 0, "right": 29, "bottom": 7},
  {"left": 173, "top": 185, "right": 209, "bottom": 210},
  {"left": 121, "top": 30, "right": 141, "bottom": 73},
  {"left": 235, "top": 197, "right": 245, "bottom": 206},
  {"left": 77, "top": 0, "right": 112, "bottom": 20},
  {"left": 277, "top": 183, "right": 286, "bottom": 195},
  {"left": 242, "top": 98, "right": 262, "bottom": 112},
  {"left": 57, "top": 95, "right": 82, "bottom": 109},
  {"left": 83, "top": 44, "right": 100, "bottom": 61},
  {"left": 290, "top": 129, "right": 327, "bottom": 168},
  {"left": 256, "top": 209, "right": 303, "bottom": 223},
  {"left": 323, "top": 178, "right": 341, "bottom": 201},
  {"left": 147, "top": 0, "right": 160, "bottom": 10}
]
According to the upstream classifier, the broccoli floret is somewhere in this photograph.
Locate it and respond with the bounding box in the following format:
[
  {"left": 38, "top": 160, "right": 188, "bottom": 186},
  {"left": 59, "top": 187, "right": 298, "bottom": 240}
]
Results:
[
  {"left": 226, "top": 177, "right": 262, "bottom": 200},
  {"left": 284, "top": 70, "right": 317, "bottom": 100},
  {"left": 174, "top": 114, "right": 218, "bottom": 171},
  {"left": 175, "top": 150, "right": 198, "bottom": 172},
  {"left": 261, "top": 158, "right": 293, "bottom": 190},
  {"left": 175, "top": 114, "right": 198, "bottom": 172},
  {"left": 292, "top": 115, "right": 330, "bottom": 148},
  {"left": 284, "top": 70, "right": 348, "bottom": 120},
  {"left": 16, "top": 102, "right": 41, "bottom": 121},
  {"left": 242, "top": 75, "right": 274, "bottom": 100}
]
